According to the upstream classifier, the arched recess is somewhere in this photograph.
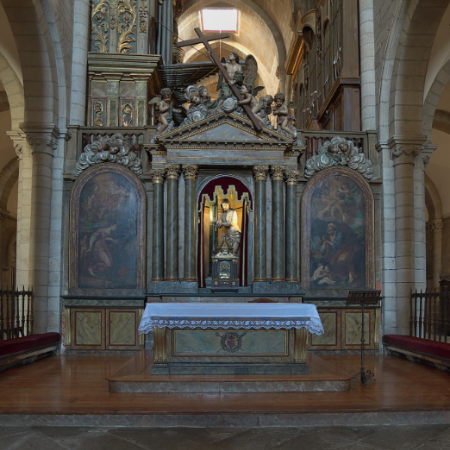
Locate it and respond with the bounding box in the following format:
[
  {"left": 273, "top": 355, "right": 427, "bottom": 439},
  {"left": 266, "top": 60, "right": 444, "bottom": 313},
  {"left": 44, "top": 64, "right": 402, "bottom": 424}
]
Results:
[
  {"left": 0, "top": 157, "right": 19, "bottom": 212},
  {"left": 182, "top": 0, "right": 287, "bottom": 66},
  {"left": 386, "top": 0, "right": 448, "bottom": 139}
]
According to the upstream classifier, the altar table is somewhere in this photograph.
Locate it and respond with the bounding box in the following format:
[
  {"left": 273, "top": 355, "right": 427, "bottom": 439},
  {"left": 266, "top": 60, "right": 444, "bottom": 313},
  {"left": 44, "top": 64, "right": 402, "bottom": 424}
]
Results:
[{"left": 139, "top": 303, "right": 324, "bottom": 375}]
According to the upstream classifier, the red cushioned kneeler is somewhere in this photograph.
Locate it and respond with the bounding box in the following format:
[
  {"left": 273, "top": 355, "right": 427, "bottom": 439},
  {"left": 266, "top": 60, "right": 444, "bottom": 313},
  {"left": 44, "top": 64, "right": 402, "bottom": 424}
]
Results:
[
  {"left": 383, "top": 334, "right": 450, "bottom": 360},
  {"left": 0, "top": 332, "right": 60, "bottom": 357}
]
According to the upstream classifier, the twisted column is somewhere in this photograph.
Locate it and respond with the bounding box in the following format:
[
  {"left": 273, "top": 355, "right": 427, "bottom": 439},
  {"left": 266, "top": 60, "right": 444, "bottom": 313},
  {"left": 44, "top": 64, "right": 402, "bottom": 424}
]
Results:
[
  {"left": 151, "top": 169, "right": 165, "bottom": 281},
  {"left": 285, "top": 170, "right": 299, "bottom": 282},
  {"left": 165, "top": 164, "right": 180, "bottom": 281},
  {"left": 253, "top": 166, "right": 269, "bottom": 282},
  {"left": 183, "top": 165, "right": 198, "bottom": 281},
  {"left": 271, "top": 166, "right": 285, "bottom": 282}
]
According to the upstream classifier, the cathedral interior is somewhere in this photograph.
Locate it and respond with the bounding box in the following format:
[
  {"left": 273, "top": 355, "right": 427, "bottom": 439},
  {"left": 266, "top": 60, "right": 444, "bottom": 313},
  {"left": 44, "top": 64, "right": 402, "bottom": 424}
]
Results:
[{"left": 2, "top": 0, "right": 450, "bottom": 443}]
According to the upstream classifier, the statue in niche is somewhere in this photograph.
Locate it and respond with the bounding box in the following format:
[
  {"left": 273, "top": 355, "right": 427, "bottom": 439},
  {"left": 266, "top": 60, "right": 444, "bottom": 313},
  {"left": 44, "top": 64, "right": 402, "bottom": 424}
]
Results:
[
  {"left": 93, "top": 102, "right": 104, "bottom": 127},
  {"left": 149, "top": 88, "right": 182, "bottom": 139},
  {"left": 212, "top": 199, "right": 241, "bottom": 256},
  {"left": 272, "top": 92, "right": 297, "bottom": 138},
  {"left": 122, "top": 103, "right": 133, "bottom": 127}
]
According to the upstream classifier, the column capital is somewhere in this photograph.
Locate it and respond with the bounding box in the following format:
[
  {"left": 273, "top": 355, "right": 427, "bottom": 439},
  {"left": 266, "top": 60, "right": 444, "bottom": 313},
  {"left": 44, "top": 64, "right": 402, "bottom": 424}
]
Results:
[
  {"left": 150, "top": 169, "right": 165, "bottom": 184},
  {"left": 20, "top": 123, "right": 60, "bottom": 157},
  {"left": 270, "top": 165, "right": 285, "bottom": 181},
  {"left": 427, "top": 218, "right": 443, "bottom": 233},
  {"left": 182, "top": 165, "right": 198, "bottom": 180},
  {"left": 165, "top": 164, "right": 181, "bottom": 180},
  {"left": 388, "top": 135, "right": 426, "bottom": 166},
  {"left": 284, "top": 169, "right": 300, "bottom": 185},
  {"left": 253, "top": 165, "right": 269, "bottom": 181},
  {"left": 418, "top": 143, "right": 437, "bottom": 170},
  {"left": 6, "top": 130, "right": 28, "bottom": 159}
]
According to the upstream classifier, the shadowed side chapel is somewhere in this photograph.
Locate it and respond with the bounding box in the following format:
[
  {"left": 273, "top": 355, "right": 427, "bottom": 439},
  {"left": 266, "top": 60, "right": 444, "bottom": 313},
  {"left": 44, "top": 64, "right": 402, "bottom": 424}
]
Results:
[{"left": 2, "top": 0, "right": 450, "bottom": 441}]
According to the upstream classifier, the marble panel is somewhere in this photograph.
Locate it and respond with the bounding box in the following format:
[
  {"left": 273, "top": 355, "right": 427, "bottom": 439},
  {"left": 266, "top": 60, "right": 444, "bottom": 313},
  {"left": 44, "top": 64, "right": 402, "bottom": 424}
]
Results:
[
  {"left": 108, "top": 311, "right": 136, "bottom": 347},
  {"left": 74, "top": 310, "right": 103, "bottom": 347},
  {"left": 345, "top": 312, "right": 370, "bottom": 346},
  {"left": 173, "top": 330, "right": 288, "bottom": 356},
  {"left": 311, "top": 312, "right": 338, "bottom": 347}
]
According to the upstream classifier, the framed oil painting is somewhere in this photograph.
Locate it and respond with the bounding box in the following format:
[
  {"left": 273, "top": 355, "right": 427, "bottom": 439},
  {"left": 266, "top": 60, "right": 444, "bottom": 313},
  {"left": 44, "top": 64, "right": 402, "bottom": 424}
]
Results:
[
  {"left": 302, "top": 167, "right": 374, "bottom": 290},
  {"left": 70, "top": 164, "right": 145, "bottom": 289}
]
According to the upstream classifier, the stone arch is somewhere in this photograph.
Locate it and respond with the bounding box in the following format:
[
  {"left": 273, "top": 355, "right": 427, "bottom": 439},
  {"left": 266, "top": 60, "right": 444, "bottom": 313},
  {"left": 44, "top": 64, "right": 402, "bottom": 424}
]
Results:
[
  {"left": 182, "top": 0, "right": 287, "bottom": 66},
  {"left": 0, "top": 53, "right": 24, "bottom": 130},
  {"left": 425, "top": 173, "right": 443, "bottom": 221},
  {"left": 386, "top": 0, "right": 449, "bottom": 139},
  {"left": 1, "top": 0, "right": 68, "bottom": 127},
  {"left": 0, "top": 157, "right": 19, "bottom": 213},
  {"left": 423, "top": 58, "right": 450, "bottom": 142}
]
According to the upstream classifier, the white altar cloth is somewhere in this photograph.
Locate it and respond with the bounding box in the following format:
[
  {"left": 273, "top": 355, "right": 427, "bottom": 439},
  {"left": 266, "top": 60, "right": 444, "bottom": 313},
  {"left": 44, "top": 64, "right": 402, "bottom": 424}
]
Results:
[{"left": 138, "top": 303, "right": 324, "bottom": 335}]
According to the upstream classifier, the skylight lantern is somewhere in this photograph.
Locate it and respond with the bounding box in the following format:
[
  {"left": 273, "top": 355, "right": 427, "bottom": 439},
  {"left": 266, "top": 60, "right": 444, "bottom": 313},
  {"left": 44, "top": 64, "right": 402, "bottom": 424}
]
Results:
[{"left": 201, "top": 8, "right": 238, "bottom": 32}]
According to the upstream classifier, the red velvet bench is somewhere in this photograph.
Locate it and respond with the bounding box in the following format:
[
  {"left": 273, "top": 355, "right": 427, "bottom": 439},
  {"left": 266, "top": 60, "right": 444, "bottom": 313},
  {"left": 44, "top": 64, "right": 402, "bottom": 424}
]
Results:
[
  {"left": 383, "top": 334, "right": 450, "bottom": 373},
  {"left": 0, "top": 333, "right": 60, "bottom": 374}
]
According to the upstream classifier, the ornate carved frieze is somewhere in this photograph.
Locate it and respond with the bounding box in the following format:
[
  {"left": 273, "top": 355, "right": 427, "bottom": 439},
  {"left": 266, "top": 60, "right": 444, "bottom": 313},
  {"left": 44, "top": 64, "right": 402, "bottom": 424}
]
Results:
[
  {"left": 74, "top": 133, "right": 143, "bottom": 177},
  {"left": 253, "top": 165, "right": 269, "bottom": 181},
  {"left": 182, "top": 165, "right": 198, "bottom": 180},
  {"left": 284, "top": 170, "right": 300, "bottom": 185},
  {"left": 305, "top": 136, "right": 374, "bottom": 180},
  {"left": 270, "top": 166, "right": 285, "bottom": 181},
  {"left": 165, "top": 164, "right": 181, "bottom": 180},
  {"left": 150, "top": 169, "right": 165, "bottom": 184},
  {"left": 91, "top": 0, "right": 143, "bottom": 54}
]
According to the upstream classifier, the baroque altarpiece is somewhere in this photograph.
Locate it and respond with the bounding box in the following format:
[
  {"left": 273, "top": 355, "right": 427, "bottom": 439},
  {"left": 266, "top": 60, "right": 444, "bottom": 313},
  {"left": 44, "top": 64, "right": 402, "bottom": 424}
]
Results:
[{"left": 62, "top": 0, "right": 382, "bottom": 355}]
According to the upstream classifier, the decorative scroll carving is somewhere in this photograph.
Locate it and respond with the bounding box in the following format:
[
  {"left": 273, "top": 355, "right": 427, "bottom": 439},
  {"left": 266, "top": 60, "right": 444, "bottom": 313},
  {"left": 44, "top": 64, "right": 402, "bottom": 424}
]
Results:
[
  {"left": 90, "top": 0, "right": 137, "bottom": 54},
  {"left": 74, "top": 133, "right": 142, "bottom": 177},
  {"left": 305, "top": 136, "right": 373, "bottom": 180},
  {"left": 253, "top": 165, "right": 269, "bottom": 181},
  {"left": 139, "top": 4, "right": 149, "bottom": 33}
]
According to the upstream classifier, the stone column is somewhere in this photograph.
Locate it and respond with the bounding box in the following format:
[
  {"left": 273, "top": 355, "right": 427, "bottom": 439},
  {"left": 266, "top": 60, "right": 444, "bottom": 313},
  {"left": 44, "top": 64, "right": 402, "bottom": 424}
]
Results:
[
  {"left": 253, "top": 166, "right": 269, "bottom": 282},
  {"left": 183, "top": 165, "right": 198, "bottom": 281},
  {"left": 23, "top": 126, "right": 59, "bottom": 335},
  {"left": 430, "top": 219, "right": 443, "bottom": 288},
  {"left": 165, "top": 164, "right": 180, "bottom": 281},
  {"left": 151, "top": 169, "right": 165, "bottom": 281},
  {"left": 271, "top": 166, "right": 285, "bottom": 282},
  {"left": 389, "top": 137, "right": 424, "bottom": 335},
  {"left": 285, "top": 169, "right": 299, "bottom": 282}
]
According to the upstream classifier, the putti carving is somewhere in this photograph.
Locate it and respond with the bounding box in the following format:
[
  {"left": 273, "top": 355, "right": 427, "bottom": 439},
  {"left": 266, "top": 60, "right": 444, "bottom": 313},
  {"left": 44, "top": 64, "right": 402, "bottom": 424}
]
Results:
[
  {"left": 90, "top": 0, "right": 138, "bottom": 54},
  {"left": 74, "top": 133, "right": 142, "bottom": 177},
  {"left": 305, "top": 136, "right": 374, "bottom": 180}
]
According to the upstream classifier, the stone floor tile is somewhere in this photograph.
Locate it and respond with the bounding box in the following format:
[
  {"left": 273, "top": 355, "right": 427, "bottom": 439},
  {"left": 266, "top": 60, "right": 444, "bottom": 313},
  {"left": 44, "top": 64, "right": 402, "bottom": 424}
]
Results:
[
  {"left": 0, "top": 431, "right": 67, "bottom": 450},
  {"left": 359, "top": 425, "right": 449, "bottom": 450},
  {"left": 269, "top": 431, "right": 355, "bottom": 450},
  {"left": 109, "top": 428, "right": 213, "bottom": 450},
  {"left": 0, "top": 427, "right": 32, "bottom": 438},
  {"left": 174, "top": 427, "right": 253, "bottom": 444},
  {"left": 306, "top": 426, "right": 376, "bottom": 442},
  {"left": 342, "top": 442, "right": 388, "bottom": 450},
  {"left": 38, "top": 429, "right": 147, "bottom": 450},
  {"left": 214, "top": 427, "right": 308, "bottom": 450}
]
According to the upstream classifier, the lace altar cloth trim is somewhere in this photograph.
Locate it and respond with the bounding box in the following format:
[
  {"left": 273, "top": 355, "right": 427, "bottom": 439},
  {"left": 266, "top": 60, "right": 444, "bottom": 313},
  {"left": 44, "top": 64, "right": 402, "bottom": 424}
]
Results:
[{"left": 138, "top": 303, "right": 324, "bottom": 335}]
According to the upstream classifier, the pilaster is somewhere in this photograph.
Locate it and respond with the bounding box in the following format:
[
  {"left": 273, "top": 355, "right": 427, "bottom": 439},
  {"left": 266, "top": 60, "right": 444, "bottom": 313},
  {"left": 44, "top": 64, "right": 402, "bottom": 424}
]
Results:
[{"left": 151, "top": 169, "right": 165, "bottom": 281}]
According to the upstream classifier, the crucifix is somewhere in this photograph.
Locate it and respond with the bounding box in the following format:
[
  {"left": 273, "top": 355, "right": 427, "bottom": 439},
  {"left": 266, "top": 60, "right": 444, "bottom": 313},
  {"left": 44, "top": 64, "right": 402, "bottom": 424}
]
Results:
[{"left": 177, "top": 28, "right": 263, "bottom": 132}]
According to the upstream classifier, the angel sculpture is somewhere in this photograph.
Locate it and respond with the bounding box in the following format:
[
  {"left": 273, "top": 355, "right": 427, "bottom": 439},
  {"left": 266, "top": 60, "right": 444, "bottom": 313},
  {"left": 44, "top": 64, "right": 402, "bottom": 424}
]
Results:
[
  {"left": 182, "top": 85, "right": 210, "bottom": 124},
  {"left": 238, "top": 84, "right": 266, "bottom": 124},
  {"left": 209, "top": 52, "right": 264, "bottom": 111},
  {"left": 148, "top": 88, "right": 182, "bottom": 138},
  {"left": 272, "top": 92, "right": 297, "bottom": 138}
]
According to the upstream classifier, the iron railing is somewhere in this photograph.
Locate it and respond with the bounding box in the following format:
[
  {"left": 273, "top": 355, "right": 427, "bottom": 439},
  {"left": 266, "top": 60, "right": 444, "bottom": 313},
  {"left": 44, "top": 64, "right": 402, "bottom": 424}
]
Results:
[
  {"left": 410, "top": 289, "right": 450, "bottom": 341},
  {"left": 0, "top": 287, "right": 34, "bottom": 341}
]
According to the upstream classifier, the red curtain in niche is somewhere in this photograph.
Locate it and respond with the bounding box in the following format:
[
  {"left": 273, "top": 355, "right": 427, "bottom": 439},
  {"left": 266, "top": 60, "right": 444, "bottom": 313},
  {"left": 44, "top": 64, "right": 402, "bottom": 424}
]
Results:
[{"left": 197, "top": 176, "right": 253, "bottom": 288}]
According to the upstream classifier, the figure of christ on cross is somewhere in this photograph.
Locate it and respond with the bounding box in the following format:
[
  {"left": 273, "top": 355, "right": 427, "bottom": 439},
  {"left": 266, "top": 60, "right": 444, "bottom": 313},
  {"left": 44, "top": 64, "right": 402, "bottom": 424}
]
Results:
[{"left": 177, "top": 28, "right": 263, "bottom": 132}]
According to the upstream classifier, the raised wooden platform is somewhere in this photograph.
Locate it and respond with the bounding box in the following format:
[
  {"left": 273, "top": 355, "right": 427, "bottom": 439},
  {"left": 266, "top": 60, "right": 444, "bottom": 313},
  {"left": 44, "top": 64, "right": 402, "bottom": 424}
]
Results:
[
  {"left": 1, "top": 353, "right": 450, "bottom": 427},
  {"left": 107, "top": 350, "right": 351, "bottom": 393}
]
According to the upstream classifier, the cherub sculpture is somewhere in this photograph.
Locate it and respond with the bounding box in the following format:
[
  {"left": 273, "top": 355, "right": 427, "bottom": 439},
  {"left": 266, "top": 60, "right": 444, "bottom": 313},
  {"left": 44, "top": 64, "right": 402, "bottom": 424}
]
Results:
[
  {"left": 238, "top": 84, "right": 267, "bottom": 124},
  {"left": 182, "top": 85, "right": 210, "bottom": 124},
  {"left": 149, "top": 88, "right": 182, "bottom": 138},
  {"left": 272, "top": 92, "right": 297, "bottom": 138},
  {"left": 210, "top": 52, "right": 264, "bottom": 111}
]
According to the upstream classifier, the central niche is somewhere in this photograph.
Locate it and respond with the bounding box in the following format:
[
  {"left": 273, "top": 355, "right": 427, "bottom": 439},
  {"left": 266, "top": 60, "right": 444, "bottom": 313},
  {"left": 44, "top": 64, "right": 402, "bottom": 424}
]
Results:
[{"left": 198, "top": 176, "right": 252, "bottom": 289}]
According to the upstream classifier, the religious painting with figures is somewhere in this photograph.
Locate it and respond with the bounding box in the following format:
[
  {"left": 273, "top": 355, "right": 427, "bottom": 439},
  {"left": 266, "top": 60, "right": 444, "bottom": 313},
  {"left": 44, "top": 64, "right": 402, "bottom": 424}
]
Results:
[
  {"left": 302, "top": 167, "right": 374, "bottom": 290},
  {"left": 70, "top": 164, "right": 145, "bottom": 290}
]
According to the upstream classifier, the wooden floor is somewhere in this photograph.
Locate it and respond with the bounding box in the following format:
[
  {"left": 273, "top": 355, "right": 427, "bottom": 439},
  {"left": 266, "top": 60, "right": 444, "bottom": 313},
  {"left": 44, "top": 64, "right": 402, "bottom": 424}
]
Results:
[{"left": 0, "top": 353, "right": 450, "bottom": 415}]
